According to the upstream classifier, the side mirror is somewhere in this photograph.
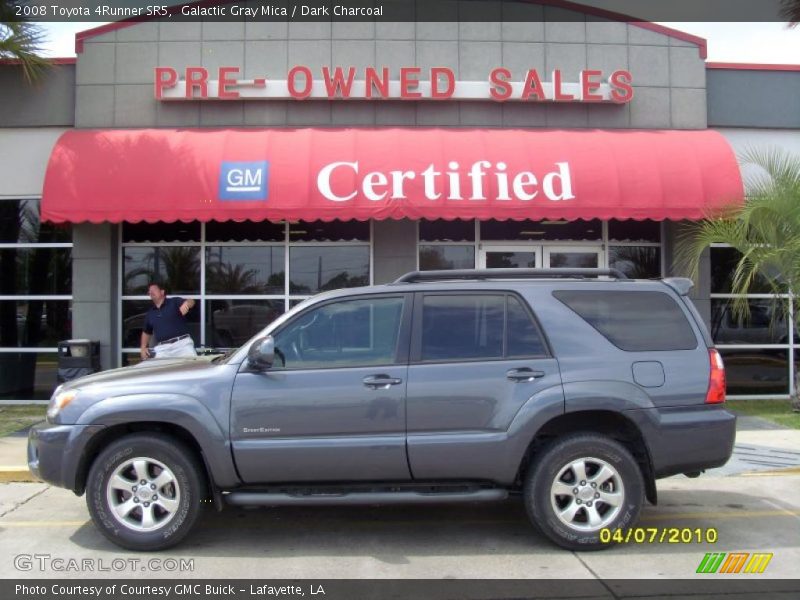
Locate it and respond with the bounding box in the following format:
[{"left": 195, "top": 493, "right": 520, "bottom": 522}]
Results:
[{"left": 247, "top": 336, "right": 275, "bottom": 370}]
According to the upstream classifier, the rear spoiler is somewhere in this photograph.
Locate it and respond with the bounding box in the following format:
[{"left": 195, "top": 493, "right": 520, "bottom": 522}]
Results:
[{"left": 662, "top": 277, "right": 694, "bottom": 296}]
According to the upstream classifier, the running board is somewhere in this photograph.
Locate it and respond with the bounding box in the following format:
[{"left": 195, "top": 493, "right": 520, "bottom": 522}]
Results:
[{"left": 224, "top": 489, "right": 508, "bottom": 507}]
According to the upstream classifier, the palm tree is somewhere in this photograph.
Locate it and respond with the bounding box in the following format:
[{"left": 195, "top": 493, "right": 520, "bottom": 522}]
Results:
[
  {"left": 781, "top": 0, "right": 800, "bottom": 26},
  {"left": 0, "top": 1, "right": 49, "bottom": 82},
  {"left": 678, "top": 148, "right": 800, "bottom": 409}
]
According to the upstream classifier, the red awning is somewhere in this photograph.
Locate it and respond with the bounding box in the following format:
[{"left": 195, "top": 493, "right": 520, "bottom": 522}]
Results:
[{"left": 41, "top": 128, "right": 743, "bottom": 223}]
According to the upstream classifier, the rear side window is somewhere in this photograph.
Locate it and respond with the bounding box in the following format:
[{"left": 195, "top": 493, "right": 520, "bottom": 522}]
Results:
[
  {"left": 419, "top": 294, "right": 547, "bottom": 361},
  {"left": 553, "top": 290, "right": 697, "bottom": 351},
  {"left": 507, "top": 296, "right": 547, "bottom": 357}
]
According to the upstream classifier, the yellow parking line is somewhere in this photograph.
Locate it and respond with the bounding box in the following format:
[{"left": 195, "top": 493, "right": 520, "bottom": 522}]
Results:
[{"left": 740, "top": 467, "right": 800, "bottom": 477}]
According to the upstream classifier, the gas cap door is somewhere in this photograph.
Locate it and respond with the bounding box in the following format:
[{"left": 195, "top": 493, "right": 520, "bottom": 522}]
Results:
[{"left": 632, "top": 361, "right": 665, "bottom": 388}]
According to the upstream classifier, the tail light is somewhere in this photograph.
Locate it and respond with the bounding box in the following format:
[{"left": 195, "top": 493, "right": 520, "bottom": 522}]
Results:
[{"left": 706, "top": 348, "right": 726, "bottom": 404}]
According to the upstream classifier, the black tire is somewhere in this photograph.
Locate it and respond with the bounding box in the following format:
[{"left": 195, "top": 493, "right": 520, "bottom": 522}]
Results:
[
  {"left": 86, "top": 433, "right": 205, "bottom": 551},
  {"left": 524, "top": 433, "right": 644, "bottom": 551}
]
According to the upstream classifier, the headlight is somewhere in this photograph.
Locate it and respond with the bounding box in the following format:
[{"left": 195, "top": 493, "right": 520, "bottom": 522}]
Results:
[{"left": 47, "top": 389, "right": 78, "bottom": 420}]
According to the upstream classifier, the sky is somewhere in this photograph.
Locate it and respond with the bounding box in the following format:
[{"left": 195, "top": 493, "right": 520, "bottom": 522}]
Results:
[{"left": 39, "top": 21, "right": 800, "bottom": 64}]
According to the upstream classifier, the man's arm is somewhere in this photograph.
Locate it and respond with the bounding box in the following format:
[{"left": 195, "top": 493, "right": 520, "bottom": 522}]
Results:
[
  {"left": 140, "top": 331, "right": 153, "bottom": 359},
  {"left": 179, "top": 298, "right": 195, "bottom": 316}
]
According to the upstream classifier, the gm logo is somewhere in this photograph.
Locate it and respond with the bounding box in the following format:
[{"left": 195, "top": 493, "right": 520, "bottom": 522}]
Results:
[{"left": 219, "top": 161, "right": 269, "bottom": 201}]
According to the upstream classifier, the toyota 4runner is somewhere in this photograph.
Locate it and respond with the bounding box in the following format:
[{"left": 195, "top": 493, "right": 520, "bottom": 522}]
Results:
[{"left": 28, "top": 269, "right": 735, "bottom": 551}]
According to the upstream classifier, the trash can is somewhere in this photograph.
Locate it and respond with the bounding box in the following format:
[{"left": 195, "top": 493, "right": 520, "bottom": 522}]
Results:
[{"left": 57, "top": 339, "right": 101, "bottom": 383}]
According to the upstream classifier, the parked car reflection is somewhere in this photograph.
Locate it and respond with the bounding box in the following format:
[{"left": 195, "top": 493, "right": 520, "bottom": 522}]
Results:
[{"left": 207, "top": 301, "right": 283, "bottom": 348}]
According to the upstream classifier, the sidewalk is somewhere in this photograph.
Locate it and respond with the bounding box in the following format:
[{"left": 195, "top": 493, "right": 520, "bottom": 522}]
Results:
[{"left": 1, "top": 417, "right": 798, "bottom": 484}]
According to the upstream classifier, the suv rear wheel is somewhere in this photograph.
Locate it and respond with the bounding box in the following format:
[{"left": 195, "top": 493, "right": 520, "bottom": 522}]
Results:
[
  {"left": 86, "top": 433, "right": 205, "bottom": 551},
  {"left": 524, "top": 433, "right": 644, "bottom": 550}
]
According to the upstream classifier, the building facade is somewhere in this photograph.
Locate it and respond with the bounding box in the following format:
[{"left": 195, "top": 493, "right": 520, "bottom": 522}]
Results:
[{"left": 1, "top": 2, "right": 799, "bottom": 401}]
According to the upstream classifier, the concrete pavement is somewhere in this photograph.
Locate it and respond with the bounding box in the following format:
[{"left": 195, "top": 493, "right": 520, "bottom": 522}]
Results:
[{"left": 0, "top": 472, "right": 798, "bottom": 579}]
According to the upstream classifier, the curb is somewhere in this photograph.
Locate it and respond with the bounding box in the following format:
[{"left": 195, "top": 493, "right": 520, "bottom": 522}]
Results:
[{"left": 0, "top": 466, "right": 38, "bottom": 483}]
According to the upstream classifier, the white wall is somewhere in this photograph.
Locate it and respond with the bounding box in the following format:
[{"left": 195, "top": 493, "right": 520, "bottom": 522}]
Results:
[
  {"left": 0, "top": 128, "right": 68, "bottom": 198},
  {"left": 714, "top": 128, "right": 800, "bottom": 185}
]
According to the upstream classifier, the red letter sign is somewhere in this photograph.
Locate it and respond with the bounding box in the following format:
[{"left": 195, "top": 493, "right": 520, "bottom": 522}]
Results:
[{"left": 154, "top": 67, "right": 177, "bottom": 99}]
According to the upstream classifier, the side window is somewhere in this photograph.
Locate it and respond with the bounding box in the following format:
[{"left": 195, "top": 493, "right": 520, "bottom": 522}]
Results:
[
  {"left": 507, "top": 295, "right": 547, "bottom": 357},
  {"left": 272, "top": 296, "right": 404, "bottom": 369},
  {"left": 553, "top": 290, "right": 698, "bottom": 351},
  {"left": 421, "top": 295, "right": 504, "bottom": 361}
]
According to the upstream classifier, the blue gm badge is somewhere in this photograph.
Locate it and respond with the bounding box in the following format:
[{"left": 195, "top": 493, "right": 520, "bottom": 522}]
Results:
[{"left": 219, "top": 161, "right": 269, "bottom": 201}]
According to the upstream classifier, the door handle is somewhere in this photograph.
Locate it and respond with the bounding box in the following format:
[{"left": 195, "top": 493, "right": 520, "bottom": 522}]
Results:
[
  {"left": 506, "top": 368, "right": 545, "bottom": 382},
  {"left": 363, "top": 375, "right": 403, "bottom": 390}
]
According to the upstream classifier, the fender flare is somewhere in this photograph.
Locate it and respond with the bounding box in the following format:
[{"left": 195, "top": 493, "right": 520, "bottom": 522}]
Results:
[{"left": 76, "top": 393, "right": 240, "bottom": 489}]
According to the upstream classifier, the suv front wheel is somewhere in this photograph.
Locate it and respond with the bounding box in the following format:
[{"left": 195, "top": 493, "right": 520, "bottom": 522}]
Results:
[
  {"left": 524, "top": 433, "right": 644, "bottom": 550},
  {"left": 86, "top": 433, "right": 205, "bottom": 551}
]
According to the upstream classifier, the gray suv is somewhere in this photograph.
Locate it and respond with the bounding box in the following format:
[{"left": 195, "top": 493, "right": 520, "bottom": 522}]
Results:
[{"left": 28, "top": 269, "right": 735, "bottom": 551}]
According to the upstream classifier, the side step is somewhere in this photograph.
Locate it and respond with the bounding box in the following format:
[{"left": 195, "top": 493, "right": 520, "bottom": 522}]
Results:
[{"left": 224, "top": 488, "right": 508, "bottom": 507}]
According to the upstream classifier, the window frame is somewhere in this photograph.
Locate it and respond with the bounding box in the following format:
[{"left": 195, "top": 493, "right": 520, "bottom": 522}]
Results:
[{"left": 409, "top": 290, "right": 552, "bottom": 365}]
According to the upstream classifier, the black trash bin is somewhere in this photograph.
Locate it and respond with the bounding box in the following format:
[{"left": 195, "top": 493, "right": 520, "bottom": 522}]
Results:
[{"left": 57, "top": 339, "right": 101, "bottom": 383}]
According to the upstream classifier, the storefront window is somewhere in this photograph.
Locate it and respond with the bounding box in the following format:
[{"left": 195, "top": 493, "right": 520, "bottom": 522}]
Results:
[
  {"left": 711, "top": 299, "right": 790, "bottom": 346},
  {"left": 0, "top": 199, "right": 72, "bottom": 401},
  {"left": 122, "top": 221, "right": 200, "bottom": 243},
  {"left": 205, "top": 300, "right": 284, "bottom": 348},
  {"left": 123, "top": 247, "right": 201, "bottom": 295},
  {"left": 289, "top": 220, "right": 369, "bottom": 242},
  {"left": 481, "top": 219, "right": 601, "bottom": 241},
  {"left": 418, "top": 219, "right": 476, "bottom": 271},
  {"left": 289, "top": 246, "right": 369, "bottom": 294},
  {"left": 710, "top": 244, "right": 794, "bottom": 397},
  {"left": 0, "top": 353, "right": 60, "bottom": 401},
  {"left": 608, "top": 247, "right": 661, "bottom": 279},
  {"left": 0, "top": 199, "right": 70, "bottom": 243},
  {"left": 419, "top": 219, "right": 475, "bottom": 242},
  {"left": 121, "top": 221, "right": 370, "bottom": 356},
  {"left": 710, "top": 247, "right": 775, "bottom": 294},
  {"left": 485, "top": 251, "right": 538, "bottom": 269},
  {"left": 419, "top": 245, "right": 475, "bottom": 270},
  {"left": 608, "top": 219, "right": 661, "bottom": 243},
  {"left": 205, "top": 247, "right": 285, "bottom": 295},
  {"left": 0, "top": 300, "right": 71, "bottom": 347},
  {"left": 720, "top": 348, "right": 789, "bottom": 396},
  {"left": 0, "top": 248, "right": 72, "bottom": 294},
  {"left": 206, "top": 220, "right": 285, "bottom": 242}
]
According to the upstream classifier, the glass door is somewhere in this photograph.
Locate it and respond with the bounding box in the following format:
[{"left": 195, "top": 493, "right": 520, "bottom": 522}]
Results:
[
  {"left": 543, "top": 246, "right": 603, "bottom": 269},
  {"left": 478, "top": 245, "right": 541, "bottom": 269},
  {"left": 479, "top": 245, "right": 603, "bottom": 269}
]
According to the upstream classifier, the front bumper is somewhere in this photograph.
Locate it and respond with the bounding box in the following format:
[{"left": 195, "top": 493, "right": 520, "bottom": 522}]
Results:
[{"left": 28, "top": 421, "right": 105, "bottom": 492}]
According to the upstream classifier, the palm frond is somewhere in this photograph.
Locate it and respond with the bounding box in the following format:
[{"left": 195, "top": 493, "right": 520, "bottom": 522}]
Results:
[
  {"left": 678, "top": 147, "right": 800, "bottom": 325},
  {"left": 0, "top": 9, "right": 50, "bottom": 83},
  {"left": 780, "top": 0, "right": 800, "bottom": 26}
]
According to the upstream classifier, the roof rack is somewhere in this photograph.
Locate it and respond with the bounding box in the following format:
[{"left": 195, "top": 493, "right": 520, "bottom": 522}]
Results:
[{"left": 393, "top": 268, "right": 629, "bottom": 284}]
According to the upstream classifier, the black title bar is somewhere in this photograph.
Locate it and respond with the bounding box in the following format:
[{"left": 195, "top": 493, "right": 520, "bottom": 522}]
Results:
[{"left": 5, "top": 0, "right": 791, "bottom": 23}]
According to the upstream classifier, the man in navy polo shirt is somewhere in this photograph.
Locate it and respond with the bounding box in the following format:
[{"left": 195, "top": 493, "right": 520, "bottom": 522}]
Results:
[{"left": 139, "top": 282, "right": 196, "bottom": 359}]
